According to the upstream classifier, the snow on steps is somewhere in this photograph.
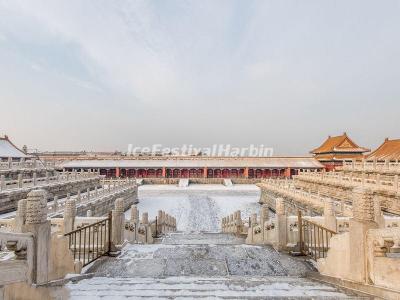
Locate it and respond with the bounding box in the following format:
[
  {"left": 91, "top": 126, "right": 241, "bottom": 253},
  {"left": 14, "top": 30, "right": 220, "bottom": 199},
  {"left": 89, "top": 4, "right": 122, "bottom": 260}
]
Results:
[
  {"left": 68, "top": 276, "right": 365, "bottom": 299},
  {"left": 178, "top": 179, "right": 189, "bottom": 187},
  {"left": 223, "top": 179, "right": 233, "bottom": 187}
]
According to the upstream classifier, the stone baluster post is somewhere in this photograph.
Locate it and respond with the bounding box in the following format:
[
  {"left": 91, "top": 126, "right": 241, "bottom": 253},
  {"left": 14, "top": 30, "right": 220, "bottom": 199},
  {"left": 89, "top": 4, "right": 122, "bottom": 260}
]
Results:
[
  {"left": 141, "top": 212, "right": 153, "bottom": 244},
  {"left": 33, "top": 172, "right": 37, "bottom": 186},
  {"left": 323, "top": 198, "right": 337, "bottom": 232},
  {"left": 20, "top": 157, "right": 25, "bottom": 168},
  {"left": 77, "top": 190, "right": 81, "bottom": 204},
  {"left": 95, "top": 186, "right": 98, "bottom": 197},
  {"left": 0, "top": 175, "right": 5, "bottom": 191},
  {"left": 63, "top": 198, "right": 76, "bottom": 234},
  {"left": 86, "top": 210, "right": 92, "bottom": 217},
  {"left": 275, "top": 198, "right": 287, "bottom": 250},
  {"left": 87, "top": 188, "right": 90, "bottom": 200},
  {"left": 373, "top": 196, "right": 385, "bottom": 228},
  {"left": 45, "top": 171, "right": 50, "bottom": 184},
  {"left": 142, "top": 212, "right": 149, "bottom": 224},
  {"left": 53, "top": 196, "right": 58, "bottom": 212},
  {"left": 376, "top": 174, "right": 381, "bottom": 186},
  {"left": 131, "top": 205, "right": 139, "bottom": 223},
  {"left": 8, "top": 157, "right": 12, "bottom": 169},
  {"left": 67, "top": 193, "right": 71, "bottom": 200},
  {"left": 235, "top": 210, "right": 243, "bottom": 235},
  {"left": 111, "top": 198, "right": 125, "bottom": 248},
  {"left": 162, "top": 211, "right": 166, "bottom": 232},
  {"left": 25, "top": 189, "right": 51, "bottom": 284},
  {"left": 260, "top": 205, "right": 268, "bottom": 240},
  {"left": 394, "top": 175, "right": 399, "bottom": 193},
  {"left": 158, "top": 210, "right": 163, "bottom": 234},
  {"left": 15, "top": 199, "right": 27, "bottom": 232},
  {"left": 251, "top": 213, "right": 257, "bottom": 226},
  {"left": 373, "top": 159, "right": 377, "bottom": 171},
  {"left": 17, "top": 173, "right": 23, "bottom": 188},
  {"left": 348, "top": 187, "right": 378, "bottom": 283}
]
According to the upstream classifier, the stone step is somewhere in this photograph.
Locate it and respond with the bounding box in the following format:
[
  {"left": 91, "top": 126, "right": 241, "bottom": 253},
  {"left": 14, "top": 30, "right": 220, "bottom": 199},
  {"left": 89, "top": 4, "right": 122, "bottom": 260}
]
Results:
[
  {"left": 67, "top": 276, "right": 367, "bottom": 299},
  {"left": 178, "top": 179, "right": 189, "bottom": 187}
]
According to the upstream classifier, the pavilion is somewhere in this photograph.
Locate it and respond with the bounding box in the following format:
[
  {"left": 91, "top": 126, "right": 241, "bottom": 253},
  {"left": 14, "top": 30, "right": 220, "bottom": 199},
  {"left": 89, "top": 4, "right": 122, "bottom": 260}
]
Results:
[{"left": 311, "top": 132, "right": 369, "bottom": 170}]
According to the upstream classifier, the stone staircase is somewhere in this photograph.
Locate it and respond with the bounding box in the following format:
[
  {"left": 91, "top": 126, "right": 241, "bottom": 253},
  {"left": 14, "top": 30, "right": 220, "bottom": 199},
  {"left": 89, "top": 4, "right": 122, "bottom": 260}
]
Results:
[
  {"left": 68, "top": 276, "right": 366, "bottom": 299},
  {"left": 67, "top": 233, "right": 369, "bottom": 299}
]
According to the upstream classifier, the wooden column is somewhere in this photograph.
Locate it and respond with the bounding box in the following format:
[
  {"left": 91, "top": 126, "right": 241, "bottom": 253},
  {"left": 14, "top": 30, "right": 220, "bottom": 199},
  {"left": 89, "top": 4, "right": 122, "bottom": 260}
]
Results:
[
  {"left": 244, "top": 167, "right": 249, "bottom": 178},
  {"left": 284, "top": 168, "right": 291, "bottom": 178},
  {"left": 115, "top": 167, "right": 120, "bottom": 178},
  {"left": 162, "top": 167, "right": 166, "bottom": 178}
]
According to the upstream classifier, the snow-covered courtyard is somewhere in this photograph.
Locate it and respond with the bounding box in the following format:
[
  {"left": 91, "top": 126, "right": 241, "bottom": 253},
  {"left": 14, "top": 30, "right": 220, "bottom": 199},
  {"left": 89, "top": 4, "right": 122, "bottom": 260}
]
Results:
[{"left": 125, "top": 184, "right": 263, "bottom": 232}]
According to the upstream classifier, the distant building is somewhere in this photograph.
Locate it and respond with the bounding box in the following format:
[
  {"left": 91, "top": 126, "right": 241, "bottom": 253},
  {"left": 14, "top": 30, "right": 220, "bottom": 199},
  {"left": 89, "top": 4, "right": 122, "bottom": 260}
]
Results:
[
  {"left": 367, "top": 138, "right": 400, "bottom": 161},
  {"left": 311, "top": 133, "right": 369, "bottom": 170},
  {"left": 60, "top": 156, "right": 323, "bottom": 179},
  {"left": 0, "top": 135, "right": 29, "bottom": 160}
]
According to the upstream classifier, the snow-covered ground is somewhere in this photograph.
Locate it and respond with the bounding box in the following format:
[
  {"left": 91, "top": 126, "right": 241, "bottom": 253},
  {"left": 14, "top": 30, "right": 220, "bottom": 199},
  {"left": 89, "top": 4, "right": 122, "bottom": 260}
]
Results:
[{"left": 125, "top": 184, "right": 263, "bottom": 232}]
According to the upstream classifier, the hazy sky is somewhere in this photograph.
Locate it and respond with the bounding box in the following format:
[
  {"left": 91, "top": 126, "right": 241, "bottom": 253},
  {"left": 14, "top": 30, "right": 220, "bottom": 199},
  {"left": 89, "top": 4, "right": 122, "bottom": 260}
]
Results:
[{"left": 0, "top": 0, "right": 399, "bottom": 155}]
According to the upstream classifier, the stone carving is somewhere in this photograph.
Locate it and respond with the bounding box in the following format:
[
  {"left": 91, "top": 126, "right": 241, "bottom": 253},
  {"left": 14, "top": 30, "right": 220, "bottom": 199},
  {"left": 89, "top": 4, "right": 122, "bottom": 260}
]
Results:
[
  {"left": 352, "top": 187, "right": 374, "bottom": 222},
  {"left": 131, "top": 205, "right": 138, "bottom": 223},
  {"left": 16, "top": 199, "right": 27, "bottom": 219},
  {"left": 25, "top": 190, "right": 47, "bottom": 224},
  {"left": 142, "top": 212, "right": 149, "bottom": 225},
  {"left": 115, "top": 198, "right": 124, "bottom": 214},
  {"left": 64, "top": 199, "right": 76, "bottom": 218}
]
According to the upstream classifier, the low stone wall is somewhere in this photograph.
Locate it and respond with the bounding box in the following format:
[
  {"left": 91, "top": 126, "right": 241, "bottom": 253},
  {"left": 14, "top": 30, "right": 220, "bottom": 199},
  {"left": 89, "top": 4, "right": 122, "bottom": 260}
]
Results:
[
  {"left": 294, "top": 175, "right": 400, "bottom": 215},
  {"left": 0, "top": 168, "right": 56, "bottom": 180},
  {"left": 0, "top": 177, "right": 101, "bottom": 214},
  {"left": 50, "top": 184, "right": 138, "bottom": 218}
]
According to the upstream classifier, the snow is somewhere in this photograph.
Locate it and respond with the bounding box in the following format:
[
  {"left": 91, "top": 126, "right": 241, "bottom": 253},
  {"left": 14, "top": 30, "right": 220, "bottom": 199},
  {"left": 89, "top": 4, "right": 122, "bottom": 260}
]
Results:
[
  {"left": 67, "top": 276, "right": 351, "bottom": 299},
  {"left": 0, "top": 138, "right": 27, "bottom": 158},
  {"left": 67, "top": 234, "right": 355, "bottom": 299},
  {"left": 125, "top": 184, "right": 262, "bottom": 232}
]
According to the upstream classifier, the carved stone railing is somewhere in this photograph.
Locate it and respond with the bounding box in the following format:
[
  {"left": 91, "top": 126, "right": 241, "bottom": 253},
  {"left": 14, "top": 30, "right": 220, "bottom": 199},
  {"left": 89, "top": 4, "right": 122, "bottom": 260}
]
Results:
[
  {"left": 295, "top": 170, "right": 399, "bottom": 193},
  {"left": 0, "top": 157, "right": 55, "bottom": 171},
  {"left": 47, "top": 178, "right": 136, "bottom": 217},
  {"left": 340, "top": 159, "right": 400, "bottom": 174},
  {"left": 365, "top": 228, "right": 400, "bottom": 291},
  {"left": 0, "top": 171, "right": 100, "bottom": 192},
  {"left": 124, "top": 205, "right": 177, "bottom": 244},
  {"left": 294, "top": 170, "right": 400, "bottom": 215},
  {"left": 0, "top": 231, "right": 34, "bottom": 285},
  {"left": 221, "top": 211, "right": 247, "bottom": 235},
  {"left": 258, "top": 179, "right": 352, "bottom": 217}
]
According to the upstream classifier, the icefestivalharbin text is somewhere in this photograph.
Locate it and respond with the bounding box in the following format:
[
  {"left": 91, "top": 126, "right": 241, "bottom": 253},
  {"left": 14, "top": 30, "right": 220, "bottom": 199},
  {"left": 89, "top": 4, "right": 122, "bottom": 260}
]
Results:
[{"left": 127, "top": 144, "right": 274, "bottom": 157}]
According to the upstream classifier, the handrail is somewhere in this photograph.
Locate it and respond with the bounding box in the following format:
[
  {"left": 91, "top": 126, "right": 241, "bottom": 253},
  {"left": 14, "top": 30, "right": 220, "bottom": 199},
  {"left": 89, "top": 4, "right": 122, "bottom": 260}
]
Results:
[
  {"left": 64, "top": 212, "right": 112, "bottom": 267},
  {"left": 298, "top": 211, "right": 337, "bottom": 261}
]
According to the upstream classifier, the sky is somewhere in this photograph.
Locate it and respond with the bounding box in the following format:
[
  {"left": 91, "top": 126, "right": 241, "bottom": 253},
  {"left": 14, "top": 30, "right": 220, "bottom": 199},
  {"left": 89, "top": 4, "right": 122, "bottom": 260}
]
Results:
[{"left": 0, "top": 0, "right": 399, "bottom": 155}]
